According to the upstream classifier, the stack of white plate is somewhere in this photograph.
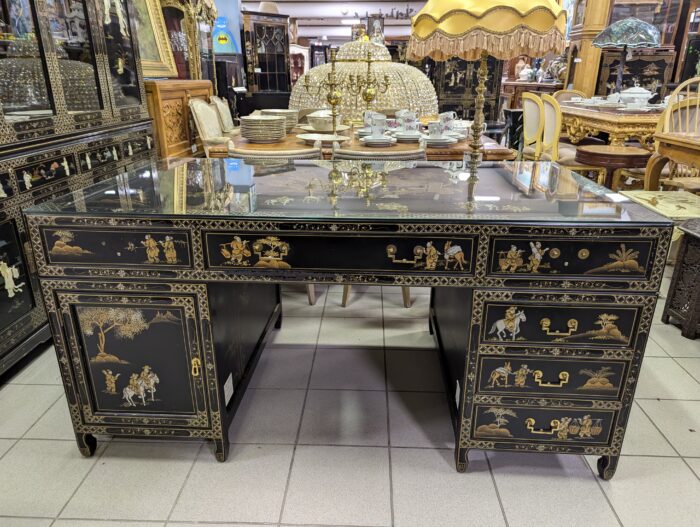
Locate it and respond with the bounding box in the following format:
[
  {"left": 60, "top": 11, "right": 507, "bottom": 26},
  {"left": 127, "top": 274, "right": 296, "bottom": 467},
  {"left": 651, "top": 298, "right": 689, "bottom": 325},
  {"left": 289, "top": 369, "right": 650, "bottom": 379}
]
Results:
[
  {"left": 393, "top": 130, "right": 424, "bottom": 143},
  {"left": 261, "top": 109, "right": 299, "bottom": 133},
  {"left": 424, "top": 136, "right": 458, "bottom": 148},
  {"left": 240, "top": 115, "right": 286, "bottom": 144},
  {"left": 359, "top": 135, "right": 397, "bottom": 147}
]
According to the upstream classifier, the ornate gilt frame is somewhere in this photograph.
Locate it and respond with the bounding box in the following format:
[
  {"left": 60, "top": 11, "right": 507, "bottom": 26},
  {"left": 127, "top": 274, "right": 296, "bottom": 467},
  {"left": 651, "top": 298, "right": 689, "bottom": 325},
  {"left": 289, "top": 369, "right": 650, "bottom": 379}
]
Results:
[{"left": 135, "top": 0, "right": 178, "bottom": 77}]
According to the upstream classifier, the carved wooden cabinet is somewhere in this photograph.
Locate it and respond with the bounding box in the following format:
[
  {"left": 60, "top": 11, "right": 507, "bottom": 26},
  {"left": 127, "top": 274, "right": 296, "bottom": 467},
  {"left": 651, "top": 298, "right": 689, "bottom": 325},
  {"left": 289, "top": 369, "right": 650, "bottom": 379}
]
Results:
[
  {"left": 596, "top": 48, "right": 676, "bottom": 96},
  {"left": 145, "top": 79, "right": 213, "bottom": 159},
  {"left": 0, "top": 0, "right": 154, "bottom": 375}
]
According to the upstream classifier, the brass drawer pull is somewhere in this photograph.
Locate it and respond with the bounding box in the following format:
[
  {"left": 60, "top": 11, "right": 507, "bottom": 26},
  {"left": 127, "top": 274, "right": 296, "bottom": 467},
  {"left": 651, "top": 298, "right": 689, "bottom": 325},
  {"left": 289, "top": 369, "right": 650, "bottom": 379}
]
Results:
[
  {"left": 540, "top": 317, "right": 578, "bottom": 337},
  {"left": 191, "top": 357, "right": 201, "bottom": 377},
  {"left": 532, "top": 370, "right": 570, "bottom": 388},
  {"left": 524, "top": 417, "right": 561, "bottom": 435}
]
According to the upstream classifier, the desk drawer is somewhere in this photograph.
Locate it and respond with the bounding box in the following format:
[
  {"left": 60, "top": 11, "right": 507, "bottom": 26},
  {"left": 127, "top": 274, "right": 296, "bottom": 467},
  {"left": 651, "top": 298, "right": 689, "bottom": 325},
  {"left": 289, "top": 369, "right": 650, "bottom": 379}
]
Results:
[
  {"left": 475, "top": 292, "right": 652, "bottom": 351},
  {"left": 476, "top": 356, "right": 627, "bottom": 400},
  {"left": 487, "top": 235, "right": 659, "bottom": 282},
  {"left": 39, "top": 226, "right": 192, "bottom": 269},
  {"left": 471, "top": 404, "right": 615, "bottom": 446},
  {"left": 204, "top": 231, "right": 477, "bottom": 274}
]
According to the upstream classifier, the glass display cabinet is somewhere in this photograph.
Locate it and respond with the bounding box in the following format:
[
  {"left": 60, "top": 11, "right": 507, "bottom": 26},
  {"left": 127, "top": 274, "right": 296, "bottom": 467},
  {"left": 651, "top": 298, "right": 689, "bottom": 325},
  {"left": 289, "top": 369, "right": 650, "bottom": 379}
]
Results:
[
  {"left": 0, "top": 0, "right": 155, "bottom": 376},
  {"left": 241, "top": 10, "right": 290, "bottom": 93}
]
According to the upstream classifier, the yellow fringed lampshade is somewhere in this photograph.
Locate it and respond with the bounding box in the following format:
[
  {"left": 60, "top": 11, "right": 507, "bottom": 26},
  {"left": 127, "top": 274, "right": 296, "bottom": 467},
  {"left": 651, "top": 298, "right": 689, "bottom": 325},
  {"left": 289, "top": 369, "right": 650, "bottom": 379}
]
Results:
[{"left": 408, "top": 0, "right": 567, "bottom": 61}]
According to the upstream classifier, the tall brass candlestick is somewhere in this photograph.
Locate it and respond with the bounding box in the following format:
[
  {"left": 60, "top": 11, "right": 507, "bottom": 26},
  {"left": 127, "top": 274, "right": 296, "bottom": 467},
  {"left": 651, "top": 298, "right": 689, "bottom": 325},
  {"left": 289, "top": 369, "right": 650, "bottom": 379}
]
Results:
[
  {"left": 303, "top": 48, "right": 345, "bottom": 136},
  {"left": 467, "top": 51, "right": 488, "bottom": 201}
]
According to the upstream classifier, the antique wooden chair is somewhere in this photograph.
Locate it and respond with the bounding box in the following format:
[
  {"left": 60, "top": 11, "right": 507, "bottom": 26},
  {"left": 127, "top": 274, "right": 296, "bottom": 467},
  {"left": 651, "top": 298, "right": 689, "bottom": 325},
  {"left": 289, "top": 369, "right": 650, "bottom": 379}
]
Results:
[
  {"left": 541, "top": 94, "right": 606, "bottom": 184},
  {"left": 521, "top": 92, "right": 545, "bottom": 161},
  {"left": 552, "top": 89, "right": 586, "bottom": 104},
  {"left": 188, "top": 98, "right": 238, "bottom": 158},
  {"left": 644, "top": 77, "right": 700, "bottom": 192},
  {"left": 210, "top": 95, "right": 237, "bottom": 134}
]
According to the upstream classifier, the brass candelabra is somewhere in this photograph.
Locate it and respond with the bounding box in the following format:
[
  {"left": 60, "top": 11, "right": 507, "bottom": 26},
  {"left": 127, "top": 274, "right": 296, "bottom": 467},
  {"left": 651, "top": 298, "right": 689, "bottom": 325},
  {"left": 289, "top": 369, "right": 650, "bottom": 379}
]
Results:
[
  {"left": 303, "top": 48, "right": 345, "bottom": 136},
  {"left": 466, "top": 51, "right": 488, "bottom": 201},
  {"left": 306, "top": 162, "right": 388, "bottom": 211},
  {"left": 346, "top": 51, "right": 390, "bottom": 112}
]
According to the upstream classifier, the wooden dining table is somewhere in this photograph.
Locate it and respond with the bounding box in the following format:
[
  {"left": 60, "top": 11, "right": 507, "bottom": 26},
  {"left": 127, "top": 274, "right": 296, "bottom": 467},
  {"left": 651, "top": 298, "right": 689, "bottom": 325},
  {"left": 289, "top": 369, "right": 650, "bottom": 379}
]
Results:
[
  {"left": 207, "top": 128, "right": 515, "bottom": 162},
  {"left": 645, "top": 132, "right": 700, "bottom": 191},
  {"left": 560, "top": 103, "right": 663, "bottom": 147}
]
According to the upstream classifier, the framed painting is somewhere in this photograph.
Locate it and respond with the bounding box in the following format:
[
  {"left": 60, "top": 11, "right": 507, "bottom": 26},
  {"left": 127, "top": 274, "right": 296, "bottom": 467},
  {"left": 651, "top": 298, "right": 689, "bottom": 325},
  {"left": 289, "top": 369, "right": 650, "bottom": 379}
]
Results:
[{"left": 133, "top": 0, "right": 178, "bottom": 77}]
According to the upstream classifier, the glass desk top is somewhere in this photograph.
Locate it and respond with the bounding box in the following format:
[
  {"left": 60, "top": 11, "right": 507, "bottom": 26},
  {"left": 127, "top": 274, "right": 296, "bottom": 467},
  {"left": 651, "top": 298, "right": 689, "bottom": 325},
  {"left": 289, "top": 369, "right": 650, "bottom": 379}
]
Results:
[{"left": 26, "top": 159, "right": 672, "bottom": 225}]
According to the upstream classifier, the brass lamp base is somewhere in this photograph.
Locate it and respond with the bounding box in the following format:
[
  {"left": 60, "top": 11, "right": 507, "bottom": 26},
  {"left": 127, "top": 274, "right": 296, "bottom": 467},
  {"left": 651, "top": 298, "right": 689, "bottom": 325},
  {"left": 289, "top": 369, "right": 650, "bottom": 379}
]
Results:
[{"left": 467, "top": 50, "right": 488, "bottom": 201}]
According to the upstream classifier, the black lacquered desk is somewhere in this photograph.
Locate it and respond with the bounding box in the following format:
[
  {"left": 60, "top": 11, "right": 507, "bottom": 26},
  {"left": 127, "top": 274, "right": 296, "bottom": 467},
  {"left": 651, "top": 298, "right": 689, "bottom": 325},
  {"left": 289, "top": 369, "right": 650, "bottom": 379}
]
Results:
[{"left": 24, "top": 159, "right": 672, "bottom": 480}]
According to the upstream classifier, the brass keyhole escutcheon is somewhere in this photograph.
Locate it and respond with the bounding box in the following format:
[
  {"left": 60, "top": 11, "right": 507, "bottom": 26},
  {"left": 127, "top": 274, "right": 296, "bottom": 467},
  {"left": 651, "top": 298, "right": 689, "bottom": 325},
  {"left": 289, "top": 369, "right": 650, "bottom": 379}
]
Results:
[{"left": 191, "top": 357, "right": 202, "bottom": 377}]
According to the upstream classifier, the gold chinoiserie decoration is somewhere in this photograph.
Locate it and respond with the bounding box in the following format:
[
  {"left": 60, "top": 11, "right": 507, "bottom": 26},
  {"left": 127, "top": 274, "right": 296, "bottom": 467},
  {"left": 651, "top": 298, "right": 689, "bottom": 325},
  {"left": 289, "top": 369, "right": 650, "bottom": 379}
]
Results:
[
  {"left": 532, "top": 370, "right": 570, "bottom": 388},
  {"left": 306, "top": 162, "right": 388, "bottom": 209},
  {"left": 408, "top": 0, "right": 567, "bottom": 200}
]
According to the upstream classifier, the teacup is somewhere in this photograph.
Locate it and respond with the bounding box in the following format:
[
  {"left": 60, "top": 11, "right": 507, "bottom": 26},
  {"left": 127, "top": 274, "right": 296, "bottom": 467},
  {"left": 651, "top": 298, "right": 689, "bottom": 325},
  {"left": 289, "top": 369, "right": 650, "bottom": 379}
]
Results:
[
  {"left": 401, "top": 119, "right": 420, "bottom": 134},
  {"left": 428, "top": 121, "right": 444, "bottom": 138},
  {"left": 370, "top": 124, "right": 386, "bottom": 138},
  {"left": 364, "top": 111, "right": 385, "bottom": 128},
  {"left": 439, "top": 111, "right": 457, "bottom": 131},
  {"left": 396, "top": 110, "right": 417, "bottom": 122}
]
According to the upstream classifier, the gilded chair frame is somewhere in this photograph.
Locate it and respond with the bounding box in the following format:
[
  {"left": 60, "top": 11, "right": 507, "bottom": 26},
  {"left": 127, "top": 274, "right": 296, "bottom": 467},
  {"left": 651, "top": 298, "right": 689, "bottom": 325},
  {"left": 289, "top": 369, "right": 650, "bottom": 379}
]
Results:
[{"left": 521, "top": 93, "right": 545, "bottom": 161}]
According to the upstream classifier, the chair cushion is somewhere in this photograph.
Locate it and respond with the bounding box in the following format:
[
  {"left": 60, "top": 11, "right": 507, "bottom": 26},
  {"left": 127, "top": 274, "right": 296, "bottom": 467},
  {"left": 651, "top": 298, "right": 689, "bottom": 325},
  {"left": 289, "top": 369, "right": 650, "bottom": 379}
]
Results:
[{"left": 210, "top": 96, "right": 235, "bottom": 132}]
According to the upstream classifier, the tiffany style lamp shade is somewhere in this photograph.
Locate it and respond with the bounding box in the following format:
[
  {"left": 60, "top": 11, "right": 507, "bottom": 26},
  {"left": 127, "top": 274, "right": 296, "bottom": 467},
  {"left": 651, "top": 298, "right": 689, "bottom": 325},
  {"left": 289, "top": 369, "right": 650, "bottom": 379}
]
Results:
[
  {"left": 593, "top": 18, "right": 661, "bottom": 93},
  {"left": 407, "top": 0, "right": 567, "bottom": 195}
]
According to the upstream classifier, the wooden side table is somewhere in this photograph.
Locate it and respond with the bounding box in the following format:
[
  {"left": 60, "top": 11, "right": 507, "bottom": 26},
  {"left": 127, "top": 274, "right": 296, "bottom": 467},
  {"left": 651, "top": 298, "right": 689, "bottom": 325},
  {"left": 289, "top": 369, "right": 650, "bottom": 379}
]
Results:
[
  {"left": 662, "top": 218, "right": 700, "bottom": 339},
  {"left": 576, "top": 145, "right": 651, "bottom": 189}
]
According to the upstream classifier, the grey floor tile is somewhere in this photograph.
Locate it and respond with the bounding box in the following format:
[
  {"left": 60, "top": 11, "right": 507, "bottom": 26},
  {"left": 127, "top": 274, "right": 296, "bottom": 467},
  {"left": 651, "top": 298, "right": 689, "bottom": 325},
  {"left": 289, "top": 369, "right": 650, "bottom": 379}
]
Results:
[
  {"left": 168, "top": 524, "right": 270, "bottom": 527},
  {"left": 489, "top": 452, "right": 618, "bottom": 527},
  {"left": 637, "top": 400, "right": 700, "bottom": 456},
  {"left": 384, "top": 318, "right": 436, "bottom": 349},
  {"left": 587, "top": 455, "right": 700, "bottom": 525},
  {"left": 388, "top": 392, "right": 454, "bottom": 448},
  {"left": 55, "top": 521, "right": 164, "bottom": 526},
  {"left": 282, "top": 445, "right": 391, "bottom": 526},
  {"left": 383, "top": 286, "right": 431, "bottom": 296},
  {"left": 634, "top": 357, "right": 700, "bottom": 400},
  {"left": 328, "top": 284, "right": 380, "bottom": 294},
  {"left": 0, "top": 439, "right": 103, "bottom": 517},
  {"left": 650, "top": 324, "right": 700, "bottom": 358},
  {"left": 317, "top": 317, "right": 384, "bottom": 347},
  {"left": 299, "top": 390, "right": 388, "bottom": 446},
  {"left": 309, "top": 347, "right": 385, "bottom": 390},
  {"left": 229, "top": 389, "right": 305, "bottom": 444},
  {"left": 0, "top": 384, "right": 63, "bottom": 438},
  {"left": 170, "top": 444, "right": 293, "bottom": 523},
  {"left": 281, "top": 288, "right": 327, "bottom": 317},
  {"left": 25, "top": 395, "right": 75, "bottom": 441},
  {"left": 392, "top": 449, "right": 504, "bottom": 527},
  {"left": 0, "top": 438, "right": 15, "bottom": 458},
  {"left": 324, "top": 292, "right": 383, "bottom": 318},
  {"left": 8, "top": 346, "right": 62, "bottom": 385},
  {"left": 0, "top": 519, "right": 53, "bottom": 526},
  {"left": 383, "top": 293, "right": 430, "bottom": 319},
  {"left": 61, "top": 442, "right": 200, "bottom": 521},
  {"left": 621, "top": 403, "right": 677, "bottom": 457},
  {"left": 269, "top": 317, "right": 321, "bottom": 347},
  {"left": 686, "top": 457, "right": 700, "bottom": 479},
  {"left": 386, "top": 349, "right": 444, "bottom": 392},
  {"left": 675, "top": 357, "right": 700, "bottom": 384},
  {"left": 249, "top": 346, "right": 315, "bottom": 389},
  {"left": 643, "top": 336, "right": 668, "bottom": 357}
]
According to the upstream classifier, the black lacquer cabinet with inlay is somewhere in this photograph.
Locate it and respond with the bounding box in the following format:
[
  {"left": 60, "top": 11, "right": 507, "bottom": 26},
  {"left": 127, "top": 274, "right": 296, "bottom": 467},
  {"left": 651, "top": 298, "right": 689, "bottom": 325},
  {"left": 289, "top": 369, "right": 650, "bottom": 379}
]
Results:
[{"left": 25, "top": 159, "right": 672, "bottom": 478}]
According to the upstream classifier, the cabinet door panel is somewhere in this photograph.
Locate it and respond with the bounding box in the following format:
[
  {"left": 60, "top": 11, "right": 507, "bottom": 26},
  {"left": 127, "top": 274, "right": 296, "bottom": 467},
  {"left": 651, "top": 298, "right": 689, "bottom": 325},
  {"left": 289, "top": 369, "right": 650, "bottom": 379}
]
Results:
[
  {"left": 0, "top": 220, "right": 34, "bottom": 332},
  {"left": 57, "top": 290, "right": 210, "bottom": 428}
]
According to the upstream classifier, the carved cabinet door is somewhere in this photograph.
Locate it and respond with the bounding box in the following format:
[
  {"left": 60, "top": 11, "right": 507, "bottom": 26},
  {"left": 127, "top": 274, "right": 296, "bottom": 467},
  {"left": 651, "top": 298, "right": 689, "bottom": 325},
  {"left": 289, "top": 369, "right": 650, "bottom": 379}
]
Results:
[{"left": 51, "top": 284, "right": 216, "bottom": 434}]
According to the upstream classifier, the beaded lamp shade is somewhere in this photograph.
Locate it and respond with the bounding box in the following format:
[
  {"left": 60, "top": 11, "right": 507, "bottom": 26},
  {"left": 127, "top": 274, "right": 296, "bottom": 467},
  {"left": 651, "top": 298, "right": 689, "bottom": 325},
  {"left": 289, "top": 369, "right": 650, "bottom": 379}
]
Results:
[
  {"left": 593, "top": 17, "right": 661, "bottom": 49},
  {"left": 407, "top": 0, "right": 567, "bottom": 61},
  {"left": 288, "top": 40, "right": 438, "bottom": 122}
]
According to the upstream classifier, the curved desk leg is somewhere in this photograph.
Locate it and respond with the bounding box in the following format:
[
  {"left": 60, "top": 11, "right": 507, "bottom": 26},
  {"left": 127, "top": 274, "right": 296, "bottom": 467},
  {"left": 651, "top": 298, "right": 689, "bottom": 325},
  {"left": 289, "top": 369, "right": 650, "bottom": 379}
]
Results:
[
  {"left": 644, "top": 153, "right": 670, "bottom": 191},
  {"left": 597, "top": 455, "right": 619, "bottom": 480},
  {"left": 75, "top": 432, "right": 97, "bottom": 458}
]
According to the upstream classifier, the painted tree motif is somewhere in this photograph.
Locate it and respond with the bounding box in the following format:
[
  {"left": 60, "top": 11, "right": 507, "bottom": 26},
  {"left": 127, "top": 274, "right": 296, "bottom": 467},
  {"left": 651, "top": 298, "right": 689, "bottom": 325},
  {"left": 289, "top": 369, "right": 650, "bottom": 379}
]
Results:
[
  {"left": 578, "top": 366, "right": 618, "bottom": 391},
  {"left": 78, "top": 307, "right": 149, "bottom": 364},
  {"left": 585, "top": 243, "right": 644, "bottom": 274},
  {"left": 475, "top": 407, "right": 518, "bottom": 438}
]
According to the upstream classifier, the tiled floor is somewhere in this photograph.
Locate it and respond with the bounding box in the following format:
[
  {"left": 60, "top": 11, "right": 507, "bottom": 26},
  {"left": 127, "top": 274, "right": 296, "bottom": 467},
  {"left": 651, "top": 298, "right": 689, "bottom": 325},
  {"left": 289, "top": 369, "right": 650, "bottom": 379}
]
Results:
[{"left": 1, "top": 281, "right": 700, "bottom": 527}]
